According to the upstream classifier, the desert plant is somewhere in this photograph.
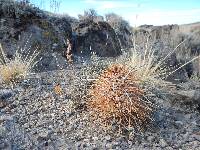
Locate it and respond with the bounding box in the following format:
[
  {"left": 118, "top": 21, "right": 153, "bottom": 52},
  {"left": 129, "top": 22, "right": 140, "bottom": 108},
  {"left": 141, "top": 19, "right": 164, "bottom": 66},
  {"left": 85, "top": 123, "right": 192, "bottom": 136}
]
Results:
[
  {"left": 0, "top": 42, "right": 41, "bottom": 85},
  {"left": 87, "top": 34, "right": 200, "bottom": 134},
  {"left": 105, "top": 13, "right": 130, "bottom": 31},
  {"left": 128, "top": 33, "right": 200, "bottom": 88},
  {"left": 78, "top": 9, "right": 102, "bottom": 22},
  {"left": 87, "top": 64, "right": 154, "bottom": 133},
  {"left": 50, "top": 0, "right": 61, "bottom": 13}
]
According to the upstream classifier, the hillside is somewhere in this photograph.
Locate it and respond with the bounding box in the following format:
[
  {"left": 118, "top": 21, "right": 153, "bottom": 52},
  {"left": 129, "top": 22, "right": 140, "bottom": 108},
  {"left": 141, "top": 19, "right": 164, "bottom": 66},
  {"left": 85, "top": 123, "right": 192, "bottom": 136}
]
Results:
[{"left": 0, "top": 0, "right": 200, "bottom": 149}]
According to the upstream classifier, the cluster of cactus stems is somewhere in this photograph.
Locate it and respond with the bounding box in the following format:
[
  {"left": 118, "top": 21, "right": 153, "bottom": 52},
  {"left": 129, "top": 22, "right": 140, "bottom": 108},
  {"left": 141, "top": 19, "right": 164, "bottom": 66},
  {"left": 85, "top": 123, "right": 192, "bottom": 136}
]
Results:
[{"left": 87, "top": 64, "right": 154, "bottom": 132}]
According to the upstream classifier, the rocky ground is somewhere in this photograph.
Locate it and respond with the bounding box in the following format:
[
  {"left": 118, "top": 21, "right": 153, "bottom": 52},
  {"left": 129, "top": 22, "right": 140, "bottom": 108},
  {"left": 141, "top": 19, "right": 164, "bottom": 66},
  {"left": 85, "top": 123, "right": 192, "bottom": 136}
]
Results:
[
  {"left": 0, "top": 66, "right": 200, "bottom": 150},
  {"left": 0, "top": 1, "right": 200, "bottom": 149}
]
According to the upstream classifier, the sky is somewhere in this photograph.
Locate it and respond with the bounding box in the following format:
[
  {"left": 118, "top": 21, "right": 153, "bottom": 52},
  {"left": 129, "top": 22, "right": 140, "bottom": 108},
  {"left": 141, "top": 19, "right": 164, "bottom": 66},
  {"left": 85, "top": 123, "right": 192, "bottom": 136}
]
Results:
[{"left": 29, "top": 0, "right": 200, "bottom": 26}]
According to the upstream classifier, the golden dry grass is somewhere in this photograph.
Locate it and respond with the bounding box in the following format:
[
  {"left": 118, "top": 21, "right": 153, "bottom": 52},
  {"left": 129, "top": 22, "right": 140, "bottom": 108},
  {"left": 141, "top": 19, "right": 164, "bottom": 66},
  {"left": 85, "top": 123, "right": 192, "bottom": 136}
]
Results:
[
  {"left": 127, "top": 35, "right": 200, "bottom": 90},
  {"left": 0, "top": 43, "right": 40, "bottom": 85}
]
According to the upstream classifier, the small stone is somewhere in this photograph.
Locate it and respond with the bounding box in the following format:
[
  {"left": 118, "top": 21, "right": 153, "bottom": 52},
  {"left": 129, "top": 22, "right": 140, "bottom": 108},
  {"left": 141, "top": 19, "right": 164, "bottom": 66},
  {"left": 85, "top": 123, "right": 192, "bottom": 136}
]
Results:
[
  {"left": 191, "top": 134, "right": 200, "bottom": 141},
  {"left": 105, "top": 135, "right": 111, "bottom": 141},
  {"left": 83, "top": 139, "right": 90, "bottom": 143},
  {"left": 128, "top": 140, "right": 132, "bottom": 147},
  {"left": 182, "top": 132, "right": 190, "bottom": 141},
  {"left": 189, "top": 140, "right": 200, "bottom": 148},
  {"left": 38, "top": 130, "right": 49, "bottom": 138},
  {"left": 23, "top": 123, "right": 29, "bottom": 128},
  {"left": 75, "top": 142, "right": 81, "bottom": 148},
  {"left": 147, "top": 136, "right": 155, "bottom": 142},
  {"left": 0, "top": 101, "right": 6, "bottom": 108},
  {"left": 92, "top": 136, "right": 98, "bottom": 141},
  {"left": 185, "top": 114, "right": 192, "bottom": 120},
  {"left": 0, "top": 126, "right": 6, "bottom": 137},
  {"left": 175, "top": 121, "right": 184, "bottom": 126},
  {"left": 105, "top": 143, "right": 112, "bottom": 148},
  {"left": 165, "top": 146, "right": 174, "bottom": 150},
  {"left": 112, "top": 141, "right": 119, "bottom": 146},
  {"left": 52, "top": 43, "right": 58, "bottom": 47},
  {"left": 159, "top": 139, "right": 168, "bottom": 147},
  {"left": 0, "top": 115, "right": 13, "bottom": 121},
  {"left": 0, "top": 89, "right": 13, "bottom": 100},
  {"left": 0, "top": 140, "right": 9, "bottom": 149},
  {"left": 191, "top": 121, "right": 197, "bottom": 126}
]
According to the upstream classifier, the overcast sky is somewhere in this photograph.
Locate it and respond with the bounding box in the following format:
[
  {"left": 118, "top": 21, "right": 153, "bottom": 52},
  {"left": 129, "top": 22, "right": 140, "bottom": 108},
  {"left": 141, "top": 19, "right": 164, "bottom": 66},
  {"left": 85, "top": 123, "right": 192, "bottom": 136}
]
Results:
[{"left": 30, "top": 0, "right": 200, "bottom": 26}]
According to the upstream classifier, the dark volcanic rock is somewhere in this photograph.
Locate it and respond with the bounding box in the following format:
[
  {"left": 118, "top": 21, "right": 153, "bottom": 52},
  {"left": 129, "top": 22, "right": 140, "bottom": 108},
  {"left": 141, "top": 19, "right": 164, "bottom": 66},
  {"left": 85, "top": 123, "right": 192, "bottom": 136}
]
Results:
[
  {"left": 113, "top": 23, "right": 133, "bottom": 50},
  {"left": 0, "top": 0, "right": 72, "bottom": 71},
  {"left": 74, "top": 21, "right": 122, "bottom": 57}
]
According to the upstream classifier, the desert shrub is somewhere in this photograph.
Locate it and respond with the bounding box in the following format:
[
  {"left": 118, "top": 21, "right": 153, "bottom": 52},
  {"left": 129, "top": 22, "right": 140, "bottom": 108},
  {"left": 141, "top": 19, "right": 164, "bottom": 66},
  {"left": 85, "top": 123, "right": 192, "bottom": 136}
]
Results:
[
  {"left": 105, "top": 13, "right": 129, "bottom": 30},
  {"left": 78, "top": 9, "right": 104, "bottom": 22},
  {"left": 0, "top": 42, "right": 41, "bottom": 85},
  {"left": 49, "top": 0, "right": 61, "bottom": 13},
  {"left": 87, "top": 64, "right": 154, "bottom": 133},
  {"left": 78, "top": 9, "right": 97, "bottom": 22},
  {"left": 69, "top": 53, "right": 113, "bottom": 112}
]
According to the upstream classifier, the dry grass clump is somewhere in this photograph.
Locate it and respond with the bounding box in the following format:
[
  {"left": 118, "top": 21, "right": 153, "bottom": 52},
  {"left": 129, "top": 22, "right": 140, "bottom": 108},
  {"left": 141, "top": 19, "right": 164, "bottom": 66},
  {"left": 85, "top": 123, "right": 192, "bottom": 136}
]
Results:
[
  {"left": 87, "top": 64, "right": 154, "bottom": 133},
  {"left": 0, "top": 43, "right": 40, "bottom": 85},
  {"left": 127, "top": 35, "right": 200, "bottom": 91}
]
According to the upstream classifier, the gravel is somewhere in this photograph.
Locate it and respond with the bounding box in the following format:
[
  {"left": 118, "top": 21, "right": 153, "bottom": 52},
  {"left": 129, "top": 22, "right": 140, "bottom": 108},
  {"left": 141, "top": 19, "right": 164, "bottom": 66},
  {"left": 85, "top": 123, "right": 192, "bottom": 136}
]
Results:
[{"left": 0, "top": 69, "right": 200, "bottom": 149}]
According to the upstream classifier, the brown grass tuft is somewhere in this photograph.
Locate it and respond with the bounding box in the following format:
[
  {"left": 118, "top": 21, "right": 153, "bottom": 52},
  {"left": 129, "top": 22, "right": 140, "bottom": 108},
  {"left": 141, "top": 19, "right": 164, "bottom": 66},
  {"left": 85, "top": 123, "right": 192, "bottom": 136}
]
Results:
[
  {"left": 0, "top": 42, "right": 40, "bottom": 85},
  {"left": 87, "top": 64, "right": 154, "bottom": 132}
]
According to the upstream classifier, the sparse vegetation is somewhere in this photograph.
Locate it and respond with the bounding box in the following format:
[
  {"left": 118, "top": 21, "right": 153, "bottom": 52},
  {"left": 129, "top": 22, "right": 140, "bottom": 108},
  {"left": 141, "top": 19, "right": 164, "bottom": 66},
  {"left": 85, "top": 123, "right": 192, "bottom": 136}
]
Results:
[
  {"left": 0, "top": 42, "right": 41, "bottom": 85},
  {"left": 105, "top": 13, "right": 133, "bottom": 49},
  {"left": 1, "top": 0, "right": 200, "bottom": 149},
  {"left": 128, "top": 33, "right": 200, "bottom": 85},
  {"left": 105, "top": 13, "right": 130, "bottom": 30},
  {"left": 78, "top": 9, "right": 104, "bottom": 23},
  {"left": 86, "top": 33, "right": 200, "bottom": 134}
]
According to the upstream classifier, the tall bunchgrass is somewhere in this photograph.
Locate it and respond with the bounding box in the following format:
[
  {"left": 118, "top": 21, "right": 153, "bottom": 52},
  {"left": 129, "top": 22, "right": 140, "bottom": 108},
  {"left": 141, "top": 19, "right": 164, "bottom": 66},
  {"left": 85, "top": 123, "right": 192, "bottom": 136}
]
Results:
[
  {"left": 0, "top": 42, "right": 41, "bottom": 85},
  {"left": 127, "top": 33, "right": 200, "bottom": 88}
]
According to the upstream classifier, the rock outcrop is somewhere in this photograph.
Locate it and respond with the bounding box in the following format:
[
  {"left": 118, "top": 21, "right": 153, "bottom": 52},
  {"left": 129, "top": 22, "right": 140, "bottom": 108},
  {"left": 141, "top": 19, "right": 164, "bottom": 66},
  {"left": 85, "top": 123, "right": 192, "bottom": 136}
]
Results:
[
  {"left": 0, "top": 0, "right": 72, "bottom": 71},
  {"left": 0, "top": 1, "right": 124, "bottom": 72},
  {"left": 73, "top": 20, "right": 122, "bottom": 57},
  {"left": 0, "top": 0, "right": 199, "bottom": 76}
]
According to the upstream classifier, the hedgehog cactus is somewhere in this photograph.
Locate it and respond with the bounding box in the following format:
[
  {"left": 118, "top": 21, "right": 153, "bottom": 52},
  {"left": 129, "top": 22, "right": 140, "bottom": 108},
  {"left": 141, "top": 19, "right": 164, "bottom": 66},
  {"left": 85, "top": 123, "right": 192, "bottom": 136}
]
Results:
[{"left": 87, "top": 64, "right": 154, "bottom": 132}]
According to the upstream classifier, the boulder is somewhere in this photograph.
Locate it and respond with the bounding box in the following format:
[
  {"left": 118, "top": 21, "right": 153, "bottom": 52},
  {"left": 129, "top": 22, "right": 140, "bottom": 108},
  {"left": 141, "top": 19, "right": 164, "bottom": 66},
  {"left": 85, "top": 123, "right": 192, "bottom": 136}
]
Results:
[{"left": 74, "top": 21, "right": 122, "bottom": 57}]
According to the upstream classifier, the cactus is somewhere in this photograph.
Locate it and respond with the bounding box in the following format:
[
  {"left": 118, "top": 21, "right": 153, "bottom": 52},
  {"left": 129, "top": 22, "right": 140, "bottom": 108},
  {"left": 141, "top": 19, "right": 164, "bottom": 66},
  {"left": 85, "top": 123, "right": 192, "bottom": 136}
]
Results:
[{"left": 87, "top": 64, "right": 154, "bottom": 132}]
